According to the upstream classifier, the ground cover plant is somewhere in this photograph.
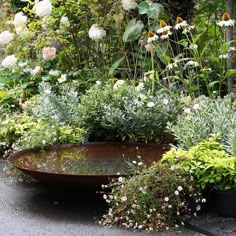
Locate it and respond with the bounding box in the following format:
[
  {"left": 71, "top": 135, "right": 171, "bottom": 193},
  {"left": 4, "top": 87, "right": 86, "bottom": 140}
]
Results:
[{"left": 99, "top": 161, "right": 205, "bottom": 231}]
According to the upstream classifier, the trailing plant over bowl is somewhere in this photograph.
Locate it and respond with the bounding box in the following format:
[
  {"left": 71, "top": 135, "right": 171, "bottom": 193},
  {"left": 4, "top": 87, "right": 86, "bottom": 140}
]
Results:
[
  {"left": 99, "top": 161, "right": 204, "bottom": 231},
  {"left": 162, "top": 135, "right": 236, "bottom": 191}
]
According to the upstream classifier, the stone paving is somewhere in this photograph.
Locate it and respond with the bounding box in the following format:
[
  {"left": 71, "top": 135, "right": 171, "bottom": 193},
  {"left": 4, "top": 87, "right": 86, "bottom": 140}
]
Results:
[{"left": 0, "top": 161, "right": 235, "bottom": 236}]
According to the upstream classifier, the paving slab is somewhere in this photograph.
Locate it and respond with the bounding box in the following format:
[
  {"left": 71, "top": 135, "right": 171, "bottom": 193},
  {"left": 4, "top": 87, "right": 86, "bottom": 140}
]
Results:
[{"left": 0, "top": 161, "right": 235, "bottom": 236}]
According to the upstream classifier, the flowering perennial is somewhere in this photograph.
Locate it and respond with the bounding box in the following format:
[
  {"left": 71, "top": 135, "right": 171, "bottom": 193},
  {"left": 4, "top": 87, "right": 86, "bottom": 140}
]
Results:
[
  {"left": 88, "top": 24, "right": 106, "bottom": 41},
  {"left": 34, "top": 0, "right": 52, "bottom": 18},
  {"left": 1, "top": 55, "right": 17, "bottom": 68},
  {"left": 0, "top": 31, "right": 14, "bottom": 46}
]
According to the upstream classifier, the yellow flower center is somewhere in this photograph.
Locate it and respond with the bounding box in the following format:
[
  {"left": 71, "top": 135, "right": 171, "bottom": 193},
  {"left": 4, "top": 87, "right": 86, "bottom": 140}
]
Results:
[
  {"left": 112, "top": 78, "right": 118, "bottom": 84},
  {"left": 159, "top": 20, "right": 167, "bottom": 28}
]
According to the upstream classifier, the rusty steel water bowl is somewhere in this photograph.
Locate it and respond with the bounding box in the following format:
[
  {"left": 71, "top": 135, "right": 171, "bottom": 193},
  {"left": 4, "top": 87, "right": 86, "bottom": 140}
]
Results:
[{"left": 7, "top": 142, "right": 169, "bottom": 190}]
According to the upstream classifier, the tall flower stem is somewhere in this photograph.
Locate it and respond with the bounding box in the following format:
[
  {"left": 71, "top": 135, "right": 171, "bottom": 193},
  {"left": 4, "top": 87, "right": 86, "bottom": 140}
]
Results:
[{"left": 150, "top": 48, "right": 155, "bottom": 95}]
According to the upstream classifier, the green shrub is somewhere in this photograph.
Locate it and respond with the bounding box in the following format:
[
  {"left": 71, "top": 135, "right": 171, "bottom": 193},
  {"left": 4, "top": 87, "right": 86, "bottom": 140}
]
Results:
[
  {"left": 0, "top": 114, "right": 86, "bottom": 151},
  {"left": 78, "top": 82, "right": 182, "bottom": 142},
  {"left": 168, "top": 94, "right": 236, "bottom": 154},
  {"left": 27, "top": 82, "right": 81, "bottom": 126},
  {"left": 162, "top": 136, "right": 236, "bottom": 191}
]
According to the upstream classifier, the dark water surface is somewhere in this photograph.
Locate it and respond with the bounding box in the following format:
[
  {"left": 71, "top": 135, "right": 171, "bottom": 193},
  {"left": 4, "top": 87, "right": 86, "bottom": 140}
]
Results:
[
  {"left": 14, "top": 147, "right": 131, "bottom": 175},
  {"left": 11, "top": 143, "right": 168, "bottom": 176}
]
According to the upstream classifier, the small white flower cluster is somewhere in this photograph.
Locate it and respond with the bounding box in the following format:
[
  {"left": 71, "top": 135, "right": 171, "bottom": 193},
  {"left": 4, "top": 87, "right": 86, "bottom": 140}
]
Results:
[
  {"left": 88, "top": 24, "right": 106, "bottom": 41},
  {"left": 34, "top": 0, "right": 53, "bottom": 18},
  {"left": 122, "top": 0, "right": 137, "bottom": 11}
]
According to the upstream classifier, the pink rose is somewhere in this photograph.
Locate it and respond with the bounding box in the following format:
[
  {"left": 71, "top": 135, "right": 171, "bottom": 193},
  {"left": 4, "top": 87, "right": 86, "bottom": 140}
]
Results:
[{"left": 42, "top": 47, "right": 56, "bottom": 60}]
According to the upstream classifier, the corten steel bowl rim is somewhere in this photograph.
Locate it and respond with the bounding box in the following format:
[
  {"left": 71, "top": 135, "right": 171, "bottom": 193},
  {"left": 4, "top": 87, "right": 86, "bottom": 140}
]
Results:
[{"left": 7, "top": 142, "right": 169, "bottom": 178}]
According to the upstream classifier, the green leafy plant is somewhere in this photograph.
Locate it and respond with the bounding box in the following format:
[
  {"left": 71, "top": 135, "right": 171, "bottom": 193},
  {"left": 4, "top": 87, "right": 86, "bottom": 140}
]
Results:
[
  {"left": 27, "top": 82, "right": 81, "bottom": 126},
  {"left": 78, "top": 82, "right": 181, "bottom": 142},
  {"left": 99, "top": 161, "right": 204, "bottom": 231},
  {"left": 0, "top": 113, "right": 86, "bottom": 151},
  {"left": 162, "top": 136, "right": 236, "bottom": 191},
  {"left": 167, "top": 94, "right": 236, "bottom": 154}
]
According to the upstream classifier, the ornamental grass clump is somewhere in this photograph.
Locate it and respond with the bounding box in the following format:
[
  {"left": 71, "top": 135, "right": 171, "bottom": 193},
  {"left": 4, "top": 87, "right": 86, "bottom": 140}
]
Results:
[{"left": 99, "top": 162, "right": 204, "bottom": 232}]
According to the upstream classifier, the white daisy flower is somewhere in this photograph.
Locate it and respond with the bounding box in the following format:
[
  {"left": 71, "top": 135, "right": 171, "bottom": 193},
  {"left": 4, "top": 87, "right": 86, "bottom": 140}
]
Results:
[
  {"left": 182, "top": 25, "right": 195, "bottom": 34},
  {"left": 160, "top": 30, "right": 172, "bottom": 39},
  {"left": 174, "top": 17, "right": 188, "bottom": 30},
  {"left": 113, "top": 79, "right": 125, "bottom": 90},
  {"left": 185, "top": 60, "right": 199, "bottom": 67},
  {"left": 164, "top": 197, "right": 169, "bottom": 202},
  {"left": 217, "top": 13, "right": 234, "bottom": 27}
]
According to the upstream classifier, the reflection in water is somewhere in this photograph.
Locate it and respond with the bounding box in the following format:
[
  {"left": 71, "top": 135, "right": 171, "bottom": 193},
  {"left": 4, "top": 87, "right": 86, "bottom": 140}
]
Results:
[{"left": 14, "top": 147, "right": 134, "bottom": 175}]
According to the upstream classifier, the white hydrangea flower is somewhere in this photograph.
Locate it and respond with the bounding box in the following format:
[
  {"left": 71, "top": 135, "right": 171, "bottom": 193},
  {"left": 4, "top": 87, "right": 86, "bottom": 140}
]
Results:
[
  {"left": 1, "top": 55, "right": 17, "bottom": 68},
  {"left": 122, "top": 0, "right": 137, "bottom": 11},
  {"left": 88, "top": 24, "right": 106, "bottom": 41},
  {"left": 0, "top": 31, "right": 14, "bottom": 46},
  {"left": 13, "top": 12, "right": 27, "bottom": 28},
  {"left": 34, "top": 0, "right": 52, "bottom": 18}
]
